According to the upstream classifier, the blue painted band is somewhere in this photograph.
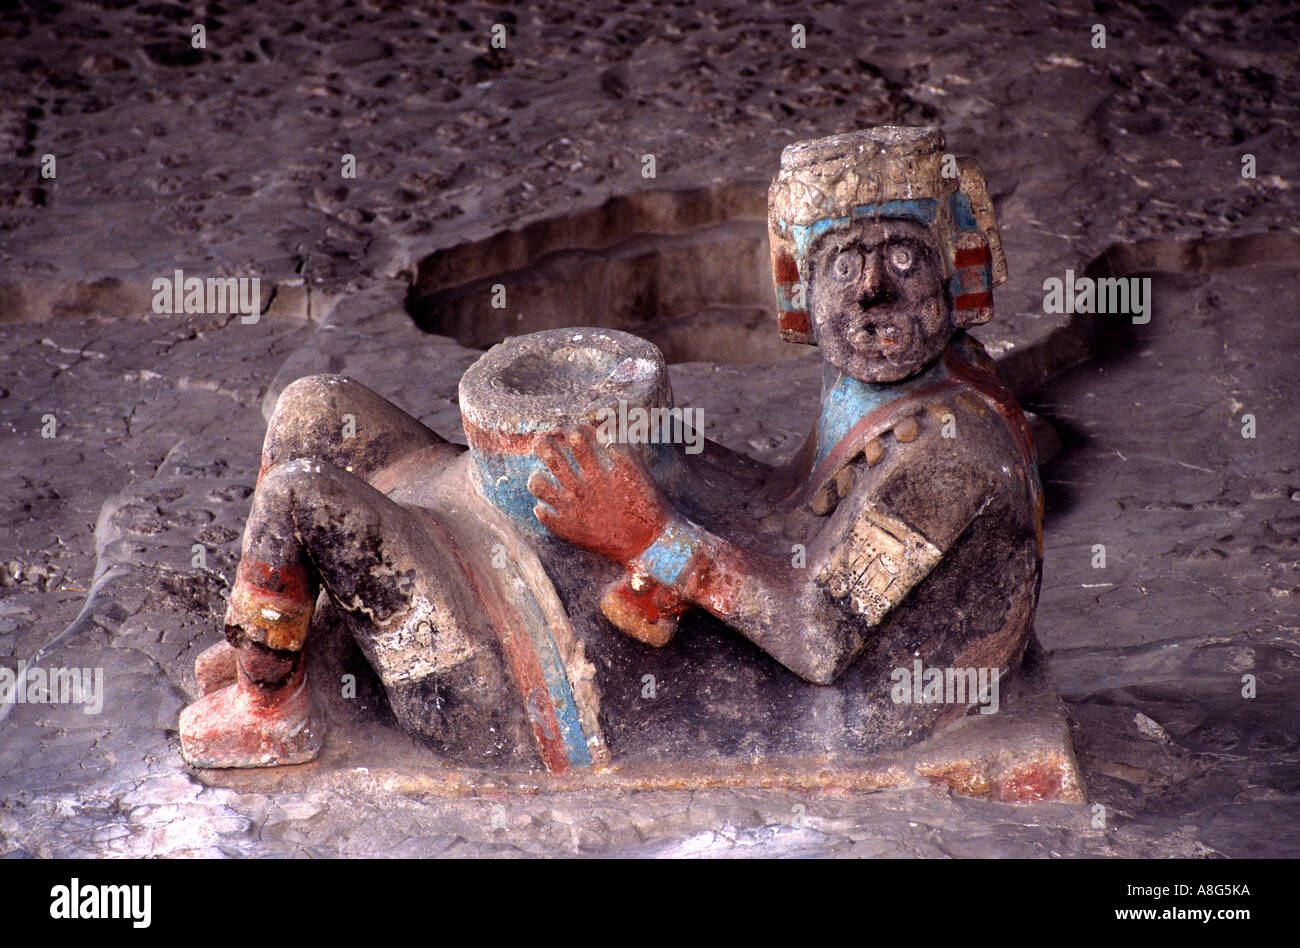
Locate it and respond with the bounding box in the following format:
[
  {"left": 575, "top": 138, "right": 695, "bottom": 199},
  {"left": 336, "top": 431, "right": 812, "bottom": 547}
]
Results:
[
  {"left": 775, "top": 282, "right": 803, "bottom": 310},
  {"left": 949, "top": 192, "right": 977, "bottom": 231},
  {"left": 789, "top": 199, "right": 938, "bottom": 256},
  {"left": 816, "top": 373, "right": 898, "bottom": 468},
  {"left": 514, "top": 588, "right": 593, "bottom": 768},
  {"left": 473, "top": 451, "right": 550, "bottom": 535},
  {"left": 815, "top": 359, "right": 952, "bottom": 468},
  {"left": 851, "top": 199, "right": 937, "bottom": 223},
  {"left": 638, "top": 519, "right": 700, "bottom": 588}
]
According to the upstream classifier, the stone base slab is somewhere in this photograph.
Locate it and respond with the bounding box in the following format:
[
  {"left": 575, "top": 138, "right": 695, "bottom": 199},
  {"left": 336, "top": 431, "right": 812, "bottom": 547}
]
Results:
[{"left": 188, "top": 628, "right": 1083, "bottom": 805}]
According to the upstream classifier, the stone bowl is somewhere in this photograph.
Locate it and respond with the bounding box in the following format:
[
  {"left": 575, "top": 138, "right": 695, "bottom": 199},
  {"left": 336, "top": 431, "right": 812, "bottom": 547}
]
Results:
[{"left": 458, "top": 328, "right": 672, "bottom": 531}]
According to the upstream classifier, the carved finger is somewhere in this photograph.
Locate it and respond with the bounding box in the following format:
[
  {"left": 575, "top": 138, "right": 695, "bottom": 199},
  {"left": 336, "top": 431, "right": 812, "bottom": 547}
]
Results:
[
  {"left": 568, "top": 426, "right": 607, "bottom": 476},
  {"left": 533, "top": 501, "right": 565, "bottom": 535},
  {"left": 527, "top": 469, "right": 571, "bottom": 509},
  {"left": 534, "top": 434, "right": 581, "bottom": 491}
]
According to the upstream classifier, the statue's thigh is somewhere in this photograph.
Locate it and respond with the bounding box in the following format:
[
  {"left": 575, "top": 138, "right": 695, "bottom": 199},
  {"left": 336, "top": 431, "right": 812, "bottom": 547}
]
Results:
[
  {"left": 261, "top": 374, "right": 447, "bottom": 481},
  {"left": 259, "top": 460, "right": 536, "bottom": 768}
]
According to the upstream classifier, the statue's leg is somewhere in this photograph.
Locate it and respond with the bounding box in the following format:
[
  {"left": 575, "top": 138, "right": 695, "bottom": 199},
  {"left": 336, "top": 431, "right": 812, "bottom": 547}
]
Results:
[
  {"left": 191, "top": 373, "right": 464, "bottom": 697},
  {"left": 181, "top": 375, "right": 483, "bottom": 768},
  {"left": 180, "top": 458, "right": 527, "bottom": 768}
]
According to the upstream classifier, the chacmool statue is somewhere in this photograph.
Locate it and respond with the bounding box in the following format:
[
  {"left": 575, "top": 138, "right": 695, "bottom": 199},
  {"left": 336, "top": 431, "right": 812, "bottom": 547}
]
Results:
[{"left": 180, "top": 127, "right": 1044, "bottom": 777}]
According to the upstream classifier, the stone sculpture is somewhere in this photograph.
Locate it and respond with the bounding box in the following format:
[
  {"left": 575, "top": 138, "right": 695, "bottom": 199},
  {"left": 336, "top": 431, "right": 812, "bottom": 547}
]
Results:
[{"left": 179, "top": 127, "right": 1050, "bottom": 787}]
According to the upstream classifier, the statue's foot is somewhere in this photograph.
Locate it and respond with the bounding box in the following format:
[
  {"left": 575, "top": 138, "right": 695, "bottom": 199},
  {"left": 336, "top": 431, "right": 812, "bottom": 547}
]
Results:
[
  {"left": 194, "top": 640, "right": 238, "bottom": 695},
  {"left": 179, "top": 665, "right": 321, "bottom": 768}
]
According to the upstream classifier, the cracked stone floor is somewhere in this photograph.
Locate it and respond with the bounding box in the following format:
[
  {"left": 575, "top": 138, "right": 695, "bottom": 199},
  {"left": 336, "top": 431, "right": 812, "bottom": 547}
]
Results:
[{"left": 0, "top": 0, "right": 1298, "bottom": 857}]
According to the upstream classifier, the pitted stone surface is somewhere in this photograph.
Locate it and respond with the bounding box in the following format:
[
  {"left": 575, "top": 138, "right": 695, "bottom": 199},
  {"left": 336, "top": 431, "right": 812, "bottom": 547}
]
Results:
[{"left": 1, "top": 0, "right": 1298, "bottom": 857}]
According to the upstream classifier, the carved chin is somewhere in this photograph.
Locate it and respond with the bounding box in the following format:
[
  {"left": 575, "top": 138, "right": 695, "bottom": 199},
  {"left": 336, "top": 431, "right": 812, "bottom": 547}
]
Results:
[
  {"left": 850, "top": 336, "right": 946, "bottom": 382},
  {"left": 816, "top": 295, "right": 954, "bottom": 382},
  {"left": 859, "top": 353, "right": 922, "bottom": 382}
]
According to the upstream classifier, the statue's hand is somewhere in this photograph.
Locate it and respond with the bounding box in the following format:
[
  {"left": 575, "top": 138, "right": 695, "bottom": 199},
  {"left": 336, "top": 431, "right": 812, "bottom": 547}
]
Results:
[{"left": 528, "top": 427, "right": 673, "bottom": 565}]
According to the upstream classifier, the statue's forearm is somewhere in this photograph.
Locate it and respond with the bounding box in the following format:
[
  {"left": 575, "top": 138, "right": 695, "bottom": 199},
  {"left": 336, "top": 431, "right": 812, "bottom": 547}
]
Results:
[{"left": 630, "top": 517, "right": 853, "bottom": 683}]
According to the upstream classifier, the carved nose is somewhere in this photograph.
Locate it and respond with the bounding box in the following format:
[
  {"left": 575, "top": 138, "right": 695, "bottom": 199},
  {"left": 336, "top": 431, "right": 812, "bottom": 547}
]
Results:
[{"left": 858, "top": 255, "right": 892, "bottom": 308}]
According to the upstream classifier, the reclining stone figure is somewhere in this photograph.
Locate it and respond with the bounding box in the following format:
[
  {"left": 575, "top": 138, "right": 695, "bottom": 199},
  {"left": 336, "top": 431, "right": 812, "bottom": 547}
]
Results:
[{"left": 179, "top": 126, "right": 1043, "bottom": 776}]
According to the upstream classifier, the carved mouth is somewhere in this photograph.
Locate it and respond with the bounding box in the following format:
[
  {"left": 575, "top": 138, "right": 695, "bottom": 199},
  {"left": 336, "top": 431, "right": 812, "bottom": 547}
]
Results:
[{"left": 853, "top": 322, "right": 903, "bottom": 352}]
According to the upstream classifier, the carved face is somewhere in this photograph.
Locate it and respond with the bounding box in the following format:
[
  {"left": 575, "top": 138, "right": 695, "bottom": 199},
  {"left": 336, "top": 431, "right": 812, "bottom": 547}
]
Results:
[{"left": 807, "top": 218, "right": 953, "bottom": 383}]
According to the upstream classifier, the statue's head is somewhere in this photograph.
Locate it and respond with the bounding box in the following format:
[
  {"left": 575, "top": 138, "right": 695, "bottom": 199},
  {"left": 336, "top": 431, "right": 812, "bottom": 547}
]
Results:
[
  {"left": 768, "top": 127, "right": 1007, "bottom": 383},
  {"left": 804, "top": 216, "right": 949, "bottom": 382}
]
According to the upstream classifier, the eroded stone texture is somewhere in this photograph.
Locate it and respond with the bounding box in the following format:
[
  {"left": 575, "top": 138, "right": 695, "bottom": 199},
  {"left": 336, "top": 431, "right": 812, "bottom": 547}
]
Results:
[{"left": 1, "top": 0, "right": 1298, "bottom": 858}]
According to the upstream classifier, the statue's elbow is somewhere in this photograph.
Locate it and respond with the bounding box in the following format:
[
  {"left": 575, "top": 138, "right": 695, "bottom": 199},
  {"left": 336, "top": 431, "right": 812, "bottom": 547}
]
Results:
[
  {"left": 800, "top": 662, "right": 840, "bottom": 686},
  {"left": 790, "top": 641, "right": 856, "bottom": 685},
  {"left": 763, "top": 596, "right": 864, "bottom": 684}
]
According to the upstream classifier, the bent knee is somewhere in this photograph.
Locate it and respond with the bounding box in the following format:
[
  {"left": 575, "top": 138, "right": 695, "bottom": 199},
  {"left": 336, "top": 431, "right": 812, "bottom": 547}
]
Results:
[
  {"left": 270, "top": 374, "right": 364, "bottom": 427},
  {"left": 276, "top": 373, "right": 363, "bottom": 401},
  {"left": 254, "top": 456, "right": 369, "bottom": 511},
  {"left": 261, "top": 376, "right": 361, "bottom": 470}
]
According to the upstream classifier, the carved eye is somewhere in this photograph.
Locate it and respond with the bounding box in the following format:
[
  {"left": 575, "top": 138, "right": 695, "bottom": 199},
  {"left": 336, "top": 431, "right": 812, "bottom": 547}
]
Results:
[
  {"left": 831, "top": 249, "right": 862, "bottom": 281},
  {"left": 888, "top": 244, "right": 915, "bottom": 272}
]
